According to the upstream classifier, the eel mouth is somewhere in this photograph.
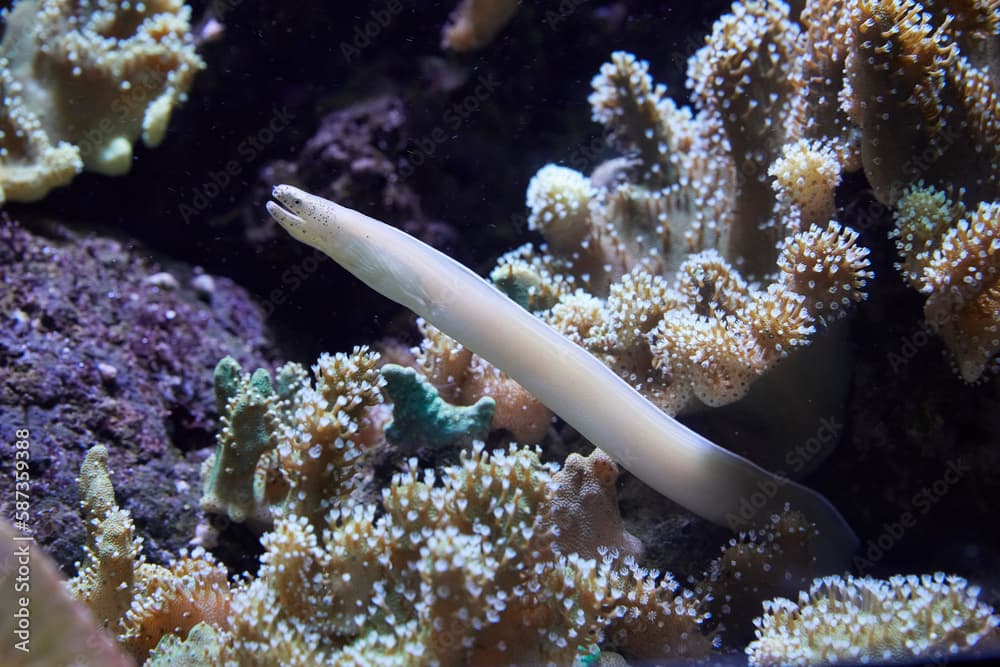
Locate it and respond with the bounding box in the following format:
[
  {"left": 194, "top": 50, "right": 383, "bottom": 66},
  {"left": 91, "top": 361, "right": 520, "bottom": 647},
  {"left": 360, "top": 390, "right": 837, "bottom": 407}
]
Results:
[{"left": 266, "top": 185, "right": 307, "bottom": 231}]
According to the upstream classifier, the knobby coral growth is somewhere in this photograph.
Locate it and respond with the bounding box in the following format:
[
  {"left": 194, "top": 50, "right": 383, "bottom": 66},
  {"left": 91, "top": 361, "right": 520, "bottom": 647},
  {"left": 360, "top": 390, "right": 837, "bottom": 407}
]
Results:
[
  {"left": 69, "top": 446, "right": 232, "bottom": 664},
  {"left": 0, "top": 0, "right": 204, "bottom": 203}
]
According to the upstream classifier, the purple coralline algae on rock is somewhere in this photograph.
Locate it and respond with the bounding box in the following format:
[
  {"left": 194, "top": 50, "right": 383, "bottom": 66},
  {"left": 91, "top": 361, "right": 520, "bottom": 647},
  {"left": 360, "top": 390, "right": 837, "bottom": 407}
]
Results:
[{"left": 0, "top": 214, "right": 273, "bottom": 570}]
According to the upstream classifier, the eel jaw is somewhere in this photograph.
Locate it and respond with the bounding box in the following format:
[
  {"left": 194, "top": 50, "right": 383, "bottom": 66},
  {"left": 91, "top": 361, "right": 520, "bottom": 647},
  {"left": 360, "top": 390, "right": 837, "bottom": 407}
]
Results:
[
  {"left": 265, "top": 199, "right": 304, "bottom": 229},
  {"left": 266, "top": 186, "right": 311, "bottom": 242}
]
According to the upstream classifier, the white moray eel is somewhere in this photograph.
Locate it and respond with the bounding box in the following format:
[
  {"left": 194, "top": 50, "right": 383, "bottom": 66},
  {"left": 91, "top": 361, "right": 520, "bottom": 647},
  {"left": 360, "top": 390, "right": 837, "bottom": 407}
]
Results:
[{"left": 267, "top": 185, "right": 858, "bottom": 568}]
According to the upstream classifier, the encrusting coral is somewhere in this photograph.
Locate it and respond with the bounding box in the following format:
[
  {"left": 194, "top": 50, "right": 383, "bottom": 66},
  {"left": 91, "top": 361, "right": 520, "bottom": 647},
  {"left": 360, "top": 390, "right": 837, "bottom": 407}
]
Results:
[
  {"left": 540, "top": 448, "right": 645, "bottom": 561},
  {"left": 380, "top": 362, "right": 496, "bottom": 450},
  {"left": 746, "top": 572, "right": 1000, "bottom": 666},
  {"left": 0, "top": 0, "right": 204, "bottom": 203}
]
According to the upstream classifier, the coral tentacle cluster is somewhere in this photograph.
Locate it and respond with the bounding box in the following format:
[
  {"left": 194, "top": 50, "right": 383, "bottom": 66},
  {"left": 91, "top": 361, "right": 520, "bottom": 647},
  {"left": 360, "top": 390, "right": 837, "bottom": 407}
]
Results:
[{"left": 0, "top": 0, "right": 203, "bottom": 203}]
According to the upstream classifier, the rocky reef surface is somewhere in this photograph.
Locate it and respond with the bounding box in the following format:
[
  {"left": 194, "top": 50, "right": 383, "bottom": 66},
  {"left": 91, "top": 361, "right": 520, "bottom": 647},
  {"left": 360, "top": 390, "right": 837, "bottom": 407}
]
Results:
[{"left": 0, "top": 215, "right": 273, "bottom": 567}]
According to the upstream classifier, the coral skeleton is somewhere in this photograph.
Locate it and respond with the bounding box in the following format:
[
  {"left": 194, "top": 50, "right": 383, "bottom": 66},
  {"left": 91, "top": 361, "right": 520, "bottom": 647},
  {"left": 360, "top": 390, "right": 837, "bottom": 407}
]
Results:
[{"left": 266, "top": 183, "right": 858, "bottom": 568}]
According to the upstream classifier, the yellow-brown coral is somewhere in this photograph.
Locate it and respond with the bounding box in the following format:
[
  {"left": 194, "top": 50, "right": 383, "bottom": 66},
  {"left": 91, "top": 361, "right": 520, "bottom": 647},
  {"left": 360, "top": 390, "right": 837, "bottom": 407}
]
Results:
[
  {"left": 0, "top": 0, "right": 204, "bottom": 203},
  {"left": 923, "top": 201, "right": 1000, "bottom": 380},
  {"left": 776, "top": 221, "right": 873, "bottom": 324},
  {"left": 219, "top": 444, "right": 712, "bottom": 665},
  {"left": 769, "top": 139, "right": 842, "bottom": 230},
  {"left": 487, "top": 39, "right": 875, "bottom": 415},
  {"left": 541, "top": 448, "right": 644, "bottom": 561},
  {"left": 69, "top": 446, "right": 231, "bottom": 663},
  {"left": 697, "top": 508, "right": 819, "bottom": 643},
  {"left": 746, "top": 572, "right": 999, "bottom": 666},
  {"left": 844, "top": 0, "right": 1000, "bottom": 205},
  {"left": 893, "top": 186, "right": 1000, "bottom": 380},
  {"left": 441, "top": 0, "right": 519, "bottom": 51},
  {"left": 200, "top": 347, "right": 387, "bottom": 529}
]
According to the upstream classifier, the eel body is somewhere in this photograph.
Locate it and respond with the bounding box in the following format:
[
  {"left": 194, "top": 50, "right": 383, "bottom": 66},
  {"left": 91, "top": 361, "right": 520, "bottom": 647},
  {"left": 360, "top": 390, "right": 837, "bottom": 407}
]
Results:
[{"left": 267, "top": 184, "right": 858, "bottom": 569}]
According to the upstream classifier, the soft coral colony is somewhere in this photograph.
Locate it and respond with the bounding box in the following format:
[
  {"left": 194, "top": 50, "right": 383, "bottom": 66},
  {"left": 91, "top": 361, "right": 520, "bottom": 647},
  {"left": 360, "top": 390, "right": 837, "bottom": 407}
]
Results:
[{"left": 3, "top": 1, "right": 999, "bottom": 667}]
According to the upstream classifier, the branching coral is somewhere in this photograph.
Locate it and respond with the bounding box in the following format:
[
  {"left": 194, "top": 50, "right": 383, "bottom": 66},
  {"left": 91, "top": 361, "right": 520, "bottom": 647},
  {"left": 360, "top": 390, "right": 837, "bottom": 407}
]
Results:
[
  {"left": 491, "top": 44, "right": 872, "bottom": 413},
  {"left": 201, "top": 347, "right": 387, "bottom": 530},
  {"left": 772, "top": 0, "right": 1000, "bottom": 379},
  {"left": 746, "top": 572, "right": 1000, "bottom": 666},
  {"left": 893, "top": 185, "right": 1000, "bottom": 380},
  {"left": 69, "top": 446, "right": 232, "bottom": 664},
  {"left": 222, "top": 444, "right": 713, "bottom": 665},
  {"left": 843, "top": 0, "right": 1000, "bottom": 206},
  {"left": 688, "top": 0, "right": 805, "bottom": 275},
  {"left": 0, "top": 0, "right": 204, "bottom": 203}
]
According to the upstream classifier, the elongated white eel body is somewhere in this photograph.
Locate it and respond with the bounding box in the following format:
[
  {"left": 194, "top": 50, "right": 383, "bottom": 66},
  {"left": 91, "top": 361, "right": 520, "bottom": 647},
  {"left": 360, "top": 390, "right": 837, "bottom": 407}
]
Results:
[{"left": 268, "top": 185, "right": 858, "bottom": 569}]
